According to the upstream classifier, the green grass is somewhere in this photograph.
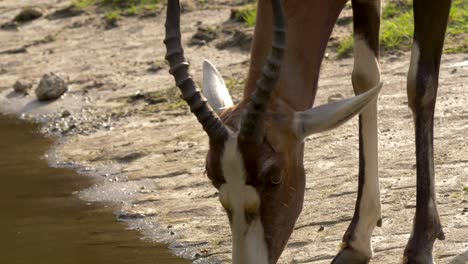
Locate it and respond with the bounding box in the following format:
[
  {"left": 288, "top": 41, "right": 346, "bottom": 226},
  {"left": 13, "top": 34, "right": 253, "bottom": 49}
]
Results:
[
  {"left": 380, "top": 10, "right": 414, "bottom": 52},
  {"left": 72, "top": 0, "right": 95, "bottom": 9},
  {"left": 337, "top": 36, "right": 354, "bottom": 59},
  {"left": 382, "top": 0, "right": 412, "bottom": 19},
  {"left": 72, "top": 0, "right": 96, "bottom": 9},
  {"left": 235, "top": 4, "right": 257, "bottom": 27},
  {"left": 72, "top": 0, "right": 160, "bottom": 20},
  {"left": 104, "top": 10, "right": 121, "bottom": 23},
  {"left": 335, "top": 0, "right": 467, "bottom": 58}
]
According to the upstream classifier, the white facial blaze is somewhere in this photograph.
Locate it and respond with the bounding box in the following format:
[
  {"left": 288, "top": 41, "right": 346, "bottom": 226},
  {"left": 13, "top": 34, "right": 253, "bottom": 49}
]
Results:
[{"left": 219, "top": 136, "right": 269, "bottom": 264}]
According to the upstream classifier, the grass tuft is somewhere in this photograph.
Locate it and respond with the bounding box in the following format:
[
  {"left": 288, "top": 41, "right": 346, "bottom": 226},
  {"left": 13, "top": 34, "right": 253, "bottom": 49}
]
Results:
[
  {"left": 380, "top": 10, "right": 414, "bottom": 52},
  {"left": 337, "top": 36, "right": 354, "bottom": 59},
  {"left": 382, "top": 0, "right": 411, "bottom": 19},
  {"left": 72, "top": 0, "right": 96, "bottom": 9},
  {"left": 73, "top": 0, "right": 160, "bottom": 18},
  {"left": 236, "top": 4, "right": 257, "bottom": 27},
  {"left": 337, "top": 0, "right": 467, "bottom": 58},
  {"left": 104, "top": 10, "right": 121, "bottom": 23}
]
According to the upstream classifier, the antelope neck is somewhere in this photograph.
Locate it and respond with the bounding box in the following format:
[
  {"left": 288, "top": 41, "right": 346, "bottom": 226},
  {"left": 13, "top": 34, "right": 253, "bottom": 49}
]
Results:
[{"left": 244, "top": 0, "right": 348, "bottom": 111}]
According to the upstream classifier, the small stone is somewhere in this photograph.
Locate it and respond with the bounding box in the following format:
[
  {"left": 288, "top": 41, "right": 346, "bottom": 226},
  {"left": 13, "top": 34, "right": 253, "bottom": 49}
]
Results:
[
  {"left": 147, "top": 64, "right": 162, "bottom": 73},
  {"left": 13, "top": 80, "right": 33, "bottom": 93},
  {"left": 190, "top": 26, "right": 218, "bottom": 46},
  {"left": 14, "top": 8, "right": 43, "bottom": 23},
  {"left": 1, "top": 21, "right": 18, "bottom": 31},
  {"left": 35, "top": 72, "right": 68, "bottom": 101},
  {"left": 317, "top": 226, "right": 325, "bottom": 232},
  {"left": 328, "top": 93, "right": 345, "bottom": 103},
  {"left": 216, "top": 29, "right": 253, "bottom": 51},
  {"left": 46, "top": 5, "right": 85, "bottom": 20},
  {"left": 61, "top": 110, "right": 71, "bottom": 118}
]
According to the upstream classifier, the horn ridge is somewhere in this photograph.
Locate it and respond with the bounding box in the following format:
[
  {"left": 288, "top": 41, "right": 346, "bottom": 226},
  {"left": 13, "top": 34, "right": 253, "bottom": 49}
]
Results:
[
  {"left": 239, "top": 0, "right": 286, "bottom": 142},
  {"left": 164, "top": 0, "right": 228, "bottom": 141}
]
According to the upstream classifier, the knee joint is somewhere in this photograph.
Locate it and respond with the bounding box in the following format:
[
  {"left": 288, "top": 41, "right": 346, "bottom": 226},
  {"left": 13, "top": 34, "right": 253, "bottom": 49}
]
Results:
[{"left": 407, "top": 68, "right": 438, "bottom": 113}]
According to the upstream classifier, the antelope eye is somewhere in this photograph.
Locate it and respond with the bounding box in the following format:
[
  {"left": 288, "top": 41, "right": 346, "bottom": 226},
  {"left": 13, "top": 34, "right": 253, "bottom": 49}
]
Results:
[{"left": 262, "top": 164, "right": 282, "bottom": 185}]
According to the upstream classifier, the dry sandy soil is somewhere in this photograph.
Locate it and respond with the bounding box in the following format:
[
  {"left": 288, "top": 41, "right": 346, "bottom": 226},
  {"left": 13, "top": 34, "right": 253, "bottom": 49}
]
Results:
[{"left": 0, "top": 0, "right": 467, "bottom": 263}]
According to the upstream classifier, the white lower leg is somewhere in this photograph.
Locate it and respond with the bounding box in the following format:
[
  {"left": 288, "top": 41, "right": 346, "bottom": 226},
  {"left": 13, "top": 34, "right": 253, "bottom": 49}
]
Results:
[
  {"left": 347, "top": 37, "right": 382, "bottom": 257},
  {"left": 349, "top": 100, "right": 382, "bottom": 257}
]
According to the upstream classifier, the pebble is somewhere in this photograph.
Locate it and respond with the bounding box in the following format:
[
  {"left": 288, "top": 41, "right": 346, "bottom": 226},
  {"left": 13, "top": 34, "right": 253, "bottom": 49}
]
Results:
[
  {"left": 14, "top": 8, "right": 43, "bottom": 23},
  {"left": 328, "top": 93, "right": 345, "bottom": 103},
  {"left": 13, "top": 80, "right": 33, "bottom": 93},
  {"left": 61, "top": 110, "right": 71, "bottom": 118}
]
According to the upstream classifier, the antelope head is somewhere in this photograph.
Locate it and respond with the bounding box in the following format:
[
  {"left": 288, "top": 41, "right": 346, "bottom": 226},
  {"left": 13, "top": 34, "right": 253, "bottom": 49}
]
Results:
[{"left": 164, "top": 0, "right": 382, "bottom": 263}]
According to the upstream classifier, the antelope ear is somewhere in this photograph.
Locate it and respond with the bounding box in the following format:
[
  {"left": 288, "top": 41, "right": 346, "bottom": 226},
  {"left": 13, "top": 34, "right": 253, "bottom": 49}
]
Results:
[
  {"left": 202, "top": 60, "right": 234, "bottom": 114},
  {"left": 294, "top": 82, "right": 383, "bottom": 139}
]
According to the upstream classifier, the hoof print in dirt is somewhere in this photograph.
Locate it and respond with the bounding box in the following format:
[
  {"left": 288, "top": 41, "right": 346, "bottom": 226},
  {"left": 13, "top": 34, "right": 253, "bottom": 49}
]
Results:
[
  {"left": 46, "top": 5, "right": 85, "bottom": 20},
  {"left": 13, "top": 80, "right": 33, "bottom": 94},
  {"left": 190, "top": 26, "right": 218, "bottom": 46},
  {"left": 35, "top": 73, "right": 68, "bottom": 101},
  {"left": 14, "top": 7, "right": 43, "bottom": 23}
]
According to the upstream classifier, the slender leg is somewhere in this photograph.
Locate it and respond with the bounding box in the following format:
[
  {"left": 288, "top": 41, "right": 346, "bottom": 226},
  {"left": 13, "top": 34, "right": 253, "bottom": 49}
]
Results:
[
  {"left": 332, "top": 0, "right": 381, "bottom": 263},
  {"left": 403, "top": 0, "right": 451, "bottom": 263}
]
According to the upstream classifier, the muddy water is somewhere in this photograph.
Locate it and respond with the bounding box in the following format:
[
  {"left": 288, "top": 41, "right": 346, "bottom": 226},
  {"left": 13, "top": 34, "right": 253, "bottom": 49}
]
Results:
[{"left": 0, "top": 115, "right": 189, "bottom": 264}]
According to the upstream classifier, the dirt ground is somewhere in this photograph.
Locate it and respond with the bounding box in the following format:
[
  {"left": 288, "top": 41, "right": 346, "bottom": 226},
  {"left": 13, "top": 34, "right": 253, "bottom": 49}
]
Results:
[{"left": 0, "top": 1, "right": 467, "bottom": 263}]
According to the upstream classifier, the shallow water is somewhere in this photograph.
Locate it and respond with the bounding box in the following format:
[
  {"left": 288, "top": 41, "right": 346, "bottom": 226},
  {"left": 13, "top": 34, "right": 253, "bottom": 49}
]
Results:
[{"left": 0, "top": 115, "right": 189, "bottom": 264}]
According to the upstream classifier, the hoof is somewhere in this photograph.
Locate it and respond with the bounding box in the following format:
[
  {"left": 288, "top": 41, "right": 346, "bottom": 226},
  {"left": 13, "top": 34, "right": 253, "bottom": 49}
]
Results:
[
  {"left": 332, "top": 247, "right": 370, "bottom": 264},
  {"left": 403, "top": 225, "right": 444, "bottom": 264},
  {"left": 402, "top": 252, "right": 434, "bottom": 264}
]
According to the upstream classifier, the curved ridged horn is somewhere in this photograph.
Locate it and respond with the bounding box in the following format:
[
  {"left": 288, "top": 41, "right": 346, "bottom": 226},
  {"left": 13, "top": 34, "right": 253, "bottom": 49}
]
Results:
[
  {"left": 239, "top": 0, "right": 286, "bottom": 142},
  {"left": 164, "top": 0, "right": 228, "bottom": 142}
]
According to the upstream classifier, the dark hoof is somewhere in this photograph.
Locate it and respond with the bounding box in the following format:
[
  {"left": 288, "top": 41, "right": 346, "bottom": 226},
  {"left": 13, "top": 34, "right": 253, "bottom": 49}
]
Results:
[
  {"left": 402, "top": 252, "right": 434, "bottom": 264},
  {"left": 377, "top": 218, "right": 382, "bottom": 227},
  {"left": 332, "top": 247, "right": 370, "bottom": 264},
  {"left": 404, "top": 225, "right": 445, "bottom": 263},
  {"left": 437, "top": 230, "right": 445, "bottom": 240},
  {"left": 403, "top": 241, "right": 439, "bottom": 264}
]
